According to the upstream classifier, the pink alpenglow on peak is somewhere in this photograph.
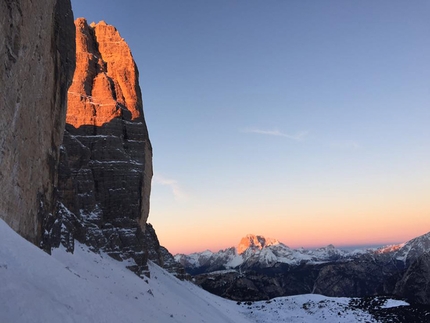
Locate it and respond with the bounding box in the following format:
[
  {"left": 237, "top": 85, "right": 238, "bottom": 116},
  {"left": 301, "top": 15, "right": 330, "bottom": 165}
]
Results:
[{"left": 237, "top": 234, "right": 281, "bottom": 255}]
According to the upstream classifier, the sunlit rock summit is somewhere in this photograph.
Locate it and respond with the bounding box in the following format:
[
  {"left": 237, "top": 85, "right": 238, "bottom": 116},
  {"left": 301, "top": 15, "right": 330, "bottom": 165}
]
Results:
[
  {"left": 53, "top": 18, "right": 183, "bottom": 277},
  {"left": 237, "top": 234, "right": 281, "bottom": 254},
  {"left": 67, "top": 19, "right": 144, "bottom": 127},
  {"left": 63, "top": 18, "right": 152, "bottom": 228}
]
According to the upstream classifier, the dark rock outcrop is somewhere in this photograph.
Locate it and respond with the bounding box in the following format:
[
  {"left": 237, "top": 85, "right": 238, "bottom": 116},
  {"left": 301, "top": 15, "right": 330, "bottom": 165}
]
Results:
[
  {"left": 0, "top": 0, "right": 75, "bottom": 246},
  {"left": 193, "top": 252, "right": 403, "bottom": 301},
  {"left": 395, "top": 252, "right": 430, "bottom": 305},
  {"left": 195, "top": 262, "right": 322, "bottom": 301},
  {"left": 312, "top": 253, "right": 402, "bottom": 297}
]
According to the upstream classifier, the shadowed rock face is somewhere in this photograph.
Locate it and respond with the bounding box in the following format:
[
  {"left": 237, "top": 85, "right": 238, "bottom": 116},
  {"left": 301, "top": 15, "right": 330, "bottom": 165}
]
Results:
[
  {"left": 56, "top": 18, "right": 157, "bottom": 276},
  {"left": 0, "top": 0, "right": 75, "bottom": 246},
  {"left": 395, "top": 252, "right": 430, "bottom": 305}
]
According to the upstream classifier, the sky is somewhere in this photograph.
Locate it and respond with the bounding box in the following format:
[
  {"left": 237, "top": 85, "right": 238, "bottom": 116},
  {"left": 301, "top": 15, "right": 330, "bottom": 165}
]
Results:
[{"left": 71, "top": 0, "right": 430, "bottom": 255}]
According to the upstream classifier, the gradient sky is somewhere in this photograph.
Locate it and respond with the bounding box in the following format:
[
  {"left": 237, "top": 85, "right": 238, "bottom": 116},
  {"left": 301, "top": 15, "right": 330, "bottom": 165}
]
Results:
[{"left": 71, "top": 1, "right": 430, "bottom": 254}]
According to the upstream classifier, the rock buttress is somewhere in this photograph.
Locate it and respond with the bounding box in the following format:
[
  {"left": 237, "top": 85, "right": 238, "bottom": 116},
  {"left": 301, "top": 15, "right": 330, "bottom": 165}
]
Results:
[
  {"left": 0, "top": 0, "right": 76, "bottom": 246},
  {"left": 57, "top": 18, "right": 155, "bottom": 276}
]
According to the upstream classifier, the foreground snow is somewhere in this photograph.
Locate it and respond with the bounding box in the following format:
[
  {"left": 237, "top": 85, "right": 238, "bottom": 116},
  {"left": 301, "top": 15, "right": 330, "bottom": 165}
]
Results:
[
  {"left": 0, "top": 220, "right": 248, "bottom": 323},
  {"left": 0, "top": 220, "right": 409, "bottom": 322}
]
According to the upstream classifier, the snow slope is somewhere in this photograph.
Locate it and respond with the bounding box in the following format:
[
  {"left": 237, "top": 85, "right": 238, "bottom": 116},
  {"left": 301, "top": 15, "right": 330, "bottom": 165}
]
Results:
[
  {"left": 0, "top": 219, "right": 249, "bottom": 323},
  {"left": 0, "top": 220, "right": 410, "bottom": 323}
]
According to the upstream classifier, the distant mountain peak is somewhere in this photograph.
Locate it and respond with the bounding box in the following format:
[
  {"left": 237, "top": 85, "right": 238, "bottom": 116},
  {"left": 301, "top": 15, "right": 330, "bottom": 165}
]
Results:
[
  {"left": 393, "top": 231, "right": 430, "bottom": 265},
  {"left": 237, "top": 234, "right": 280, "bottom": 254},
  {"left": 375, "top": 244, "right": 404, "bottom": 254}
]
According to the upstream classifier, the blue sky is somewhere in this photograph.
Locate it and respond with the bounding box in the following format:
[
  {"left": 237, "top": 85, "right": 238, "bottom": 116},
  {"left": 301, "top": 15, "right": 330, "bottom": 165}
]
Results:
[{"left": 71, "top": 1, "right": 430, "bottom": 254}]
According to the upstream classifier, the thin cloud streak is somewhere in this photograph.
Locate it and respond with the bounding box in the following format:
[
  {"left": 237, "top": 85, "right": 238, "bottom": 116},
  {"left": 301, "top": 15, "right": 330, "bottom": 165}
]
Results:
[
  {"left": 243, "top": 128, "right": 308, "bottom": 141},
  {"left": 329, "top": 140, "right": 360, "bottom": 150},
  {"left": 153, "top": 174, "right": 189, "bottom": 202}
]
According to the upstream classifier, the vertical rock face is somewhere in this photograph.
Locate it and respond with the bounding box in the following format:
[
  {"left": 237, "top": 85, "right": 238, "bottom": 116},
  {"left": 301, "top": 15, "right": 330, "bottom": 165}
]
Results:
[
  {"left": 57, "top": 18, "right": 154, "bottom": 276},
  {"left": 65, "top": 18, "right": 152, "bottom": 228},
  {"left": 0, "top": 0, "right": 75, "bottom": 245}
]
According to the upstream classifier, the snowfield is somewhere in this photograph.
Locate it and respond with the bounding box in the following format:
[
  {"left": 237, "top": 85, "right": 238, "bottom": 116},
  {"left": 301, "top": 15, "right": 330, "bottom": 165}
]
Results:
[
  {"left": 242, "top": 294, "right": 378, "bottom": 323},
  {"left": 0, "top": 220, "right": 409, "bottom": 323},
  {"left": 0, "top": 220, "right": 248, "bottom": 323}
]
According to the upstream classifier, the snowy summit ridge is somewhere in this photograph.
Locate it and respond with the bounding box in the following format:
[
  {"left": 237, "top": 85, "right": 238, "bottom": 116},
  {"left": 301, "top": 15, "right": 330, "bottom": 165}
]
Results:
[
  {"left": 176, "top": 232, "right": 430, "bottom": 274},
  {"left": 237, "top": 234, "right": 281, "bottom": 254},
  {"left": 174, "top": 234, "right": 352, "bottom": 274}
]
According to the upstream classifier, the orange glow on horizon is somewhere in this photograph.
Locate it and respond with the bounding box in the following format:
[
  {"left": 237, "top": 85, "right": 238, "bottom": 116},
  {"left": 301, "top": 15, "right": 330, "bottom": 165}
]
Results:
[
  {"left": 150, "top": 186, "right": 430, "bottom": 255},
  {"left": 157, "top": 212, "right": 430, "bottom": 255}
]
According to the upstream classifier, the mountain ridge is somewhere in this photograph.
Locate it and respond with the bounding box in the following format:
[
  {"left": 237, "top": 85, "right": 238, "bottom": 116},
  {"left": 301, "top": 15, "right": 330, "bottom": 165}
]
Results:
[
  {"left": 175, "top": 233, "right": 375, "bottom": 274},
  {"left": 175, "top": 232, "right": 430, "bottom": 303}
]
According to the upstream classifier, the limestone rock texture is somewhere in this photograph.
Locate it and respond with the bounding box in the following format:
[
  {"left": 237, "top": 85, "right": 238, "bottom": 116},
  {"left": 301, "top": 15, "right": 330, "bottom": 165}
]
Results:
[
  {"left": 0, "top": 0, "right": 75, "bottom": 245},
  {"left": 63, "top": 18, "right": 152, "bottom": 230},
  {"left": 57, "top": 18, "right": 173, "bottom": 277}
]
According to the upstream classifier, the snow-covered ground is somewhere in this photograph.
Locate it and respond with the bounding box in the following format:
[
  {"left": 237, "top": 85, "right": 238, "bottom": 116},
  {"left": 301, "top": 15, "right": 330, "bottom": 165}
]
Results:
[
  {"left": 0, "top": 220, "right": 409, "bottom": 323},
  {"left": 0, "top": 219, "right": 248, "bottom": 323},
  {"left": 241, "top": 294, "right": 388, "bottom": 323}
]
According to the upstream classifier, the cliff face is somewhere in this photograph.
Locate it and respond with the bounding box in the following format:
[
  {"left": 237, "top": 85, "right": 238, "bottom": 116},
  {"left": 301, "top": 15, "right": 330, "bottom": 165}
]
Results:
[
  {"left": 64, "top": 18, "right": 152, "bottom": 227},
  {"left": 56, "top": 18, "right": 156, "bottom": 276},
  {"left": 0, "top": 0, "right": 75, "bottom": 245}
]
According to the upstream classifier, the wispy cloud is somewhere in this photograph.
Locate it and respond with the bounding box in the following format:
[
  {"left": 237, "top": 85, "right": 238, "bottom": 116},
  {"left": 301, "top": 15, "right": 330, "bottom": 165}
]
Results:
[
  {"left": 153, "top": 174, "right": 189, "bottom": 202},
  {"left": 242, "top": 128, "right": 308, "bottom": 141},
  {"left": 329, "top": 140, "right": 360, "bottom": 150}
]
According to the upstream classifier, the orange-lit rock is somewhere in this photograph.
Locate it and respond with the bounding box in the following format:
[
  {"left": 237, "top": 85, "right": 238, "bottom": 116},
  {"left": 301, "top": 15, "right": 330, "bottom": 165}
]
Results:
[
  {"left": 57, "top": 18, "right": 154, "bottom": 276},
  {"left": 237, "top": 234, "right": 280, "bottom": 255},
  {"left": 66, "top": 18, "right": 142, "bottom": 128}
]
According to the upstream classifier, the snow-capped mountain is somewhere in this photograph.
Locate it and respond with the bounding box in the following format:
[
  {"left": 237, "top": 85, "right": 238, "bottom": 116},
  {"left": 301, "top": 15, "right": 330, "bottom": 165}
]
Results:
[
  {"left": 392, "top": 232, "right": 430, "bottom": 266},
  {"left": 176, "top": 232, "right": 430, "bottom": 275},
  {"left": 237, "top": 234, "right": 281, "bottom": 254},
  {"left": 175, "top": 234, "right": 355, "bottom": 274},
  {"left": 175, "top": 232, "right": 430, "bottom": 303},
  {"left": 175, "top": 247, "right": 242, "bottom": 275}
]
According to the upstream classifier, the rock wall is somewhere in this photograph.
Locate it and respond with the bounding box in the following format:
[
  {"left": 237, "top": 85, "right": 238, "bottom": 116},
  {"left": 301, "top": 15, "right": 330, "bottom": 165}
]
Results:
[
  {"left": 0, "top": 0, "right": 75, "bottom": 246},
  {"left": 56, "top": 18, "right": 158, "bottom": 277},
  {"left": 64, "top": 18, "right": 152, "bottom": 228}
]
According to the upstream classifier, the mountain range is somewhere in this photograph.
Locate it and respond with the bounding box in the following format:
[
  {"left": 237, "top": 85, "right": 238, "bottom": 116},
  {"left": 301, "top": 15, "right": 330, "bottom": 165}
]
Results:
[{"left": 175, "top": 233, "right": 430, "bottom": 303}]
